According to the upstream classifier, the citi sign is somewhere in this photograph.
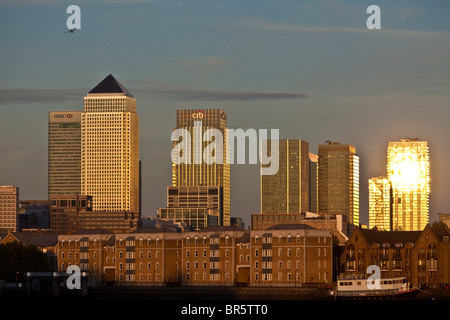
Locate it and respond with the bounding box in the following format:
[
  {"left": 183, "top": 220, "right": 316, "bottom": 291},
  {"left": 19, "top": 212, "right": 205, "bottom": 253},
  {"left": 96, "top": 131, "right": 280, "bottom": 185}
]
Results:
[
  {"left": 171, "top": 120, "right": 280, "bottom": 176},
  {"left": 191, "top": 111, "right": 204, "bottom": 119}
]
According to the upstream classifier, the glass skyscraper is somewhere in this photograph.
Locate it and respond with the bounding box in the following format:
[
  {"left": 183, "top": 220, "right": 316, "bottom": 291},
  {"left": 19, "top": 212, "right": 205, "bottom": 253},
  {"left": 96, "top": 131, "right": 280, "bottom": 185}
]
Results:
[
  {"left": 48, "top": 111, "right": 82, "bottom": 197},
  {"left": 368, "top": 176, "right": 392, "bottom": 231},
  {"left": 171, "top": 109, "right": 230, "bottom": 226},
  {"left": 260, "top": 139, "right": 310, "bottom": 214},
  {"left": 318, "top": 141, "right": 359, "bottom": 231},
  {"left": 387, "top": 139, "right": 430, "bottom": 231}
]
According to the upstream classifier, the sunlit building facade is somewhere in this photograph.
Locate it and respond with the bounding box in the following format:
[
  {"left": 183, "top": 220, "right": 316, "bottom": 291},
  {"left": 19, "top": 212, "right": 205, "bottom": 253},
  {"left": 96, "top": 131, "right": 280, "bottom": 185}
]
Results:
[
  {"left": 309, "top": 153, "right": 318, "bottom": 213},
  {"left": 318, "top": 141, "right": 359, "bottom": 232},
  {"left": 172, "top": 109, "right": 230, "bottom": 226},
  {"left": 368, "top": 176, "right": 392, "bottom": 231},
  {"left": 260, "top": 139, "right": 309, "bottom": 214},
  {"left": 387, "top": 139, "right": 430, "bottom": 231},
  {"left": 157, "top": 186, "right": 222, "bottom": 230},
  {"left": 48, "top": 111, "right": 82, "bottom": 197},
  {"left": 81, "top": 74, "right": 140, "bottom": 212},
  {"left": 0, "top": 186, "right": 19, "bottom": 231}
]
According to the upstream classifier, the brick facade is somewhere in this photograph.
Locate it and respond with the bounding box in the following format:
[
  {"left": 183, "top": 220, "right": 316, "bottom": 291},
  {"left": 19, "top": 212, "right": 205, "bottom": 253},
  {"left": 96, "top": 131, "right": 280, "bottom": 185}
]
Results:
[
  {"left": 55, "top": 224, "right": 333, "bottom": 287},
  {"left": 341, "top": 225, "right": 450, "bottom": 288}
]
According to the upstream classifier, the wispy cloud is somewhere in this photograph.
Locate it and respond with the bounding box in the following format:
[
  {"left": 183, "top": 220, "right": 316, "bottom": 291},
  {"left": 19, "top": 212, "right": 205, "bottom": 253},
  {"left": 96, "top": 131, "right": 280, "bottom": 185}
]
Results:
[
  {"left": 0, "top": 83, "right": 309, "bottom": 104},
  {"left": 98, "top": 0, "right": 155, "bottom": 4},
  {"left": 236, "top": 17, "right": 449, "bottom": 38},
  {"left": 0, "top": 87, "right": 84, "bottom": 105},
  {"left": 0, "top": 0, "right": 59, "bottom": 6},
  {"left": 141, "top": 87, "right": 310, "bottom": 101}
]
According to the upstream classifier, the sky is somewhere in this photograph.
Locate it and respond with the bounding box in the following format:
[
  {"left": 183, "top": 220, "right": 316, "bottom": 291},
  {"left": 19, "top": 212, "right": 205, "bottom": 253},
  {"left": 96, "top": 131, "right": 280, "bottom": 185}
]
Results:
[{"left": 1, "top": 0, "right": 449, "bottom": 227}]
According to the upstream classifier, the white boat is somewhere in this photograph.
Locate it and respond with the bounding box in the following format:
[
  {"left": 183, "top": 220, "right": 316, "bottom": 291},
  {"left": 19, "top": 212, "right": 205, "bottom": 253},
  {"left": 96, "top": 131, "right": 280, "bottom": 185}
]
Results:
[{"left": 334, "top": 274, "right": 417, "bottom": 299}]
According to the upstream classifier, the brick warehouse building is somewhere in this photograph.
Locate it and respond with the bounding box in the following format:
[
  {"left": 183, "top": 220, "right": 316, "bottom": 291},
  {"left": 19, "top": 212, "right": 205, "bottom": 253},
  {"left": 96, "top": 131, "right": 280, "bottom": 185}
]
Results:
[
  {"left": 341, "top": 224, "right": 450, "bottom": 288},
  {"left": 56, "top": 224, "right": 333, "bottom": 287},
  {"left": 251, "top": 225, "right": 333, "bottom": 286}
]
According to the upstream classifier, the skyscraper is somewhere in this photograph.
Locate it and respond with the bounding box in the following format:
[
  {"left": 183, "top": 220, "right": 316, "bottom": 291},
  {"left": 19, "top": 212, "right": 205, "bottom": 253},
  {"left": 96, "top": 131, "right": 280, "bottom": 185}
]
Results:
[
  {"left": 387, "top": 139, "right": 429, "bottom": 231},
  {"left": 48, "top": 111, "right": 82, "bottom": 197},
  {"left": 260, "top": 139, "right": 309, "bottom": 214},
  {"left": 309, "top": 152, "right": 318, "bottom": 213},
  {"left": 318, "top": 141, "right": 359, "bottom": 231},
  {"left": 0, "top": 186, "right": 19, "bottom": 231},
  {"left": 368, "top": 176, "right": 392, "bottom": 231},
  {"left": 171, "top": 109, "right": 230, "bottom": 226},
  {"left": 81, "top": 74, "right": 140, "bottom": 212}
]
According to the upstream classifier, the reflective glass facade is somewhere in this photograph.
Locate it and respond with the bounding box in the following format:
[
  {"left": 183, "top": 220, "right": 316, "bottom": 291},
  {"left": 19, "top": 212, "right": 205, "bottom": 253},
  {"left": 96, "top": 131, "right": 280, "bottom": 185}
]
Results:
[
  {"left": 48, "top": 111, "right": 82, "bottom": 197},
  {"left": 260, "top": 140, "right": 309, "bottom": 214},
  {"left": 387, "top": 139, "right": 429, "bottom": 231},
  {"left": 172, "top": 109, "right": 230, "bottom": 226},
  {"left": 368, "top": 176, "right": 392, "bottom": 231},
  {"left": 318, "top": 142, "right": 359, "bottom": 229}
]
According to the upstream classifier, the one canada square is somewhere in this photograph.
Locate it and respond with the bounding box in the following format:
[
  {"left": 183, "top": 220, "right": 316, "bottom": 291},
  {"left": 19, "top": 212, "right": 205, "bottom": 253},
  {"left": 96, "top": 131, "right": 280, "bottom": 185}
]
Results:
[{"left": 81, "top": 74, "right": 140, "bottom": 212}]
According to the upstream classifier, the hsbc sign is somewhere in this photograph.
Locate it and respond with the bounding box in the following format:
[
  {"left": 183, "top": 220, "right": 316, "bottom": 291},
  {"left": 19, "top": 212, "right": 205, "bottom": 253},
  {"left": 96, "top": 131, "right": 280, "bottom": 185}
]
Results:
[
  {"left": 54, "top": 113, "right": 74, "bottom": 119},
  {"left": 50, "top": 112, "right": 81, "bottom": 123}
]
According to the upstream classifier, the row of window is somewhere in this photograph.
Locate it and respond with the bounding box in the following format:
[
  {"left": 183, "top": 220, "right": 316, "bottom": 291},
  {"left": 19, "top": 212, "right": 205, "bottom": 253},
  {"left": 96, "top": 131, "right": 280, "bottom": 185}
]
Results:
[
  {"left": 254, "top": 235, "right": 328, "bottom": 244},
  {"left": 185, "top": 237, "right": 220, "bottom": 245},
  {"left": 254, "top": 272, "right": 328, "bottom": 282},
  {"left": 255, "top": 248, "right": 327, "bottom": 257},
  {"left": 253, "top": 260, "right": 328, "bottom": 270},
  {"left": 60, "top": 240, "right": 90, "bottom": 247},
  {"left": 119, "top": 273, "right": 161, "bottom": 283}
]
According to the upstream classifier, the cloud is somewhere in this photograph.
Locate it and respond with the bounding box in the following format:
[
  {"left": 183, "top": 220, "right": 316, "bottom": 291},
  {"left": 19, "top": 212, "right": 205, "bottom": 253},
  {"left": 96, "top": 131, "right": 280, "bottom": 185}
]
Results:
[
  {"left": 236, "top": 17, "right": 449, "bottom": 38},
  {"left": 140, "top": 87, "right": 310, "bottom": 101},
  {"left": 0, "top": 0, "right": 59, "bottom": 6},
  {"left": 0, "top": 87, "right": 84, "bottom": 105},
  {"left": 0, "top": 83, "right": 309, "bottom": 104}
]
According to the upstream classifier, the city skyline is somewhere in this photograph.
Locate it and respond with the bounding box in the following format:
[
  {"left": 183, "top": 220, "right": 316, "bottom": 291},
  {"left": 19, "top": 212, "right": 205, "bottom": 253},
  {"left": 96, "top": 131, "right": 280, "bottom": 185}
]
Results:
[{"left": 1, "top": 1, "right": 449, "bottom": 227}]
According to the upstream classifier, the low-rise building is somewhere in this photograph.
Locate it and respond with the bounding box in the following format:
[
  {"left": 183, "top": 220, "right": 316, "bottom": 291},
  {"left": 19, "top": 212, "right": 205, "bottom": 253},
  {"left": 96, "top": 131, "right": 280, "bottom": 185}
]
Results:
[
  {"left": 182, "top": 226, "right": 246, "bottom": 286},
  {"left": 50, "top": 194, "right": 140, "bottom": 234},
  {"left": 0, "top": 231, "right": 58, "bottom": 270},
  {"left": 341, "top": 224, "right": 450, "bottom": 288},
  {"left": 54, "top": 224, "right": 334, "bottom": 288},
  {"left": 0, "top": 186, "right": 19, "bottom": 232},
  {"left": 250, "top": 224, "right": 333, "bottom": 286},
  {"left": 251, "top": 212, "right": 348, "bottom": 245}
]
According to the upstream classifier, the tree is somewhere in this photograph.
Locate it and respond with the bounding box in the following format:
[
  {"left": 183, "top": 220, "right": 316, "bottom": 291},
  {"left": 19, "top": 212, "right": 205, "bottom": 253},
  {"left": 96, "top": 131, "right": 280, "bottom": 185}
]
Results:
[{"left": 0, "top": 241, "right": 50, "bottom": 282}]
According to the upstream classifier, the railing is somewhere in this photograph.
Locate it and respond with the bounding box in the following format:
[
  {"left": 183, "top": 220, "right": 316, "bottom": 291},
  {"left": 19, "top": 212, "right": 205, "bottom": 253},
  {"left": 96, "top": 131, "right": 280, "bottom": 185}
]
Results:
[
  {"left": 336, "top": 288, "right": 399, "bottom": 297},
  {"left": 337, "top": 274, "right": 366, "bottom": 281}
]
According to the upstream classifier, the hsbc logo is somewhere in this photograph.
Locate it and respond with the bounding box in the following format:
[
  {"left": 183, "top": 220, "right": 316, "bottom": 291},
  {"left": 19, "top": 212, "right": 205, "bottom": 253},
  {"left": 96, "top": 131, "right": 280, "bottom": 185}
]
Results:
[{"left": 54, "top": 114, "right": 73, "bottom": 119}]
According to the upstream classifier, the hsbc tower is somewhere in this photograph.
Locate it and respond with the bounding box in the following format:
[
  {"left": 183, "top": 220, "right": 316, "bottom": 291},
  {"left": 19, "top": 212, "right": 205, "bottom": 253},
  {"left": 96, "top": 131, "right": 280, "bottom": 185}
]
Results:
[{"left": 48, "top": 111, "right": 83, "bottom": 198}]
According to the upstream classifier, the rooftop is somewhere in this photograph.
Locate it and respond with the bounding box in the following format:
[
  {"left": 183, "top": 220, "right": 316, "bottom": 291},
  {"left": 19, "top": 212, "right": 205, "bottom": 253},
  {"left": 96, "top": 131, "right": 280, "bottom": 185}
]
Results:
[
  {"left": 11, "top": 232, "right": 58, "bottom": 247},
  {"left": 359, "top": 228, "right": 422, "bottom": 246},
  {"left": 88, "top": 74, "right": 133, "bottom": 97},
  {"left": 200, "top": 226, "right": 246, "bottom": 232},
  {"left": 266, "top": 224, "right": 317, "bottom": 230}
]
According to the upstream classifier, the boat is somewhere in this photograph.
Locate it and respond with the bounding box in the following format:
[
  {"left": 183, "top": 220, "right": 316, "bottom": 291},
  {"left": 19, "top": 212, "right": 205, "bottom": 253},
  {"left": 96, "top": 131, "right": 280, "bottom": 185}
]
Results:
[{"left": 334, "top": 274, "right": 418, "bottom": 299}]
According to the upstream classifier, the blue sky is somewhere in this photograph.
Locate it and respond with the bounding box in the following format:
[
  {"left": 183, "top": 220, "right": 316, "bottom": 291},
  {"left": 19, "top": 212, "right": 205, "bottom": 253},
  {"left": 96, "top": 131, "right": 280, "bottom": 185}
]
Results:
[{"left": 1, "top": 0, "right": 449, "bottom": 226}]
